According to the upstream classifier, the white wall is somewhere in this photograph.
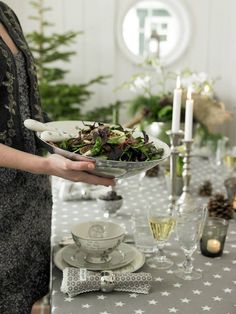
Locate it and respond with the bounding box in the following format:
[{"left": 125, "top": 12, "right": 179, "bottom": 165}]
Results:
[{"left": 4, "top": 0, "right": 236, "bottom": 144}]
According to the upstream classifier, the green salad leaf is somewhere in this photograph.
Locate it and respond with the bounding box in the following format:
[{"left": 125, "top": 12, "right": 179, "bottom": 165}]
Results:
[{"left": 54, "top": 123, "right": 165, "bottom": 162}]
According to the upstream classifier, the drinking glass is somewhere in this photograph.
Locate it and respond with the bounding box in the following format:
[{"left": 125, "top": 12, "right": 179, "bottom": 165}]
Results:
[
  {"left": 147, "top": 204, "right": 176, "bottom": 269},
  {"left": 206, "top": 140, "right": 217, "bottom": 168},
  {"left": 223, "top": 147, "right": 236, "bottom": 177},
  {"left": 132, "top": 212, "right": 155, "bottom": 254},
  {"left": 174, "top": 206, "right": 207, "bottom": 280}
]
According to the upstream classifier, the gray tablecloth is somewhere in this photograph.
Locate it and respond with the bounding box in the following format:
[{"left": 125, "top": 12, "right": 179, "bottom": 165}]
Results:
[{"left": 50, "top": 159, "right": 236, "bottom": 314}]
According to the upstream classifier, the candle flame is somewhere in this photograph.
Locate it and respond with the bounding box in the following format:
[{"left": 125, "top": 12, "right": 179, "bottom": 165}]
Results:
[
  {"left": 204, "top": 84, "right": 210, "bottom": 93},
  {"left": 187, "top": 87, "right": 192, "bottom": 100},
  {"left": 176, "top": 76, "right": 181, "bottom": 89}
]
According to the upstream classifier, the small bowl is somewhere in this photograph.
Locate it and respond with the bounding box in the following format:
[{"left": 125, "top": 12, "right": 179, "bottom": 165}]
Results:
[
  {"left": 71, "top": 221, "right": 125, "bottom": 264},
  {"left": 97, "top": 190, "right": 123, "bottom": 216},
  {"left": 97, "top": 198, "right": 123, "bottom": 215}
]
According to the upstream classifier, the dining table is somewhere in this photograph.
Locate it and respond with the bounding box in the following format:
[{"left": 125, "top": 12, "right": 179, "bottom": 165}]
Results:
[{"left": 50, "top": 158, "right": 236, "bottom": 314}]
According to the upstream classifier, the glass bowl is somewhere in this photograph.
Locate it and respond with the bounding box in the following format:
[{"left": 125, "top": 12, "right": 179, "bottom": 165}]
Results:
[{"left": 36, "top": 120, "right": 170, "bottom": 179}]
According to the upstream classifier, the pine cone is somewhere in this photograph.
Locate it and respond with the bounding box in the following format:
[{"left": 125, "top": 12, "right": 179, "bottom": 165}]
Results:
[
  {"left": 145, "top": 165, "right": 160, "bottom": 177},
  {"left": 207, "top": 193, "right": 233, "bottom": 220},
  {"left": 198, "top": 180, "right": 213, "bottom": 196}
]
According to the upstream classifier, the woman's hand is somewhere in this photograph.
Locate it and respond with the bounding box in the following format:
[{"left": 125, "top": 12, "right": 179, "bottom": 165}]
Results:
[
  {"left": 46, "top": 154, "right": 115, "bottom": 187},
  {"left": 0, "top": 144, "right": 115, "bottom": 186}
]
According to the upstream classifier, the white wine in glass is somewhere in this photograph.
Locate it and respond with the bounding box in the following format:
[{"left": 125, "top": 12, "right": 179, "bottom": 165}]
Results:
[
  {"left": 149, "top": 216, "right": 176, "bottom": 242},
  {"left": 223, "top": 154, "right": 236, "bottom": 175},
  {"left": 148, "top": 206, "right": 176, "bottom": 269}
]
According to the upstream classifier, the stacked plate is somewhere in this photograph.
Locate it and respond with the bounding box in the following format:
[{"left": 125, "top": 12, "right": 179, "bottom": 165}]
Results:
[{"left": 54, "top": 242, "right": 145, "bottom": 273}]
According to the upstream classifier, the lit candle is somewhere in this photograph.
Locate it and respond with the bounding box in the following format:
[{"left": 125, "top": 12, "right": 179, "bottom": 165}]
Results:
[
  {"left": 184, "top": 87, "right": 194, "bottom": 141},
  {"left": 171, "top": 76, "right": 182, "bottom": 133},
  {"left": 203, "top": 84, "right": 210, "bottom": 94},
  {"left": 201, "top": 84, "right": 211, "bottom": 97},
  {"left": 207, "top": 239, "right": 221, "bottom": 253}
]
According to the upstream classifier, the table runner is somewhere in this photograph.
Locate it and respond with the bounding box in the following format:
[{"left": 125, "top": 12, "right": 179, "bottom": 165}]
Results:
[{"left": 50, "top": 159, "right": 236, "bottom": 314}]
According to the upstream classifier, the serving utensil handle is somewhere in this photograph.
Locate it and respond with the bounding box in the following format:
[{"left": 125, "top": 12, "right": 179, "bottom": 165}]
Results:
[{"left": 24, "top": 119, "right": 56, "bottom": 132}]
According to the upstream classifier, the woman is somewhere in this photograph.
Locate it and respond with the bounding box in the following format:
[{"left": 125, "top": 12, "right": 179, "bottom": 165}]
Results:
[{"left": 0, "top": 2, "right": 114, "bottom": 313}]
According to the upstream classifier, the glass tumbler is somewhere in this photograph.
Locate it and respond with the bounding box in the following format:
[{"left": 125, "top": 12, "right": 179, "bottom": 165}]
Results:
[{"left": 132, "top": 212, "right": 155, "bottom": 254}]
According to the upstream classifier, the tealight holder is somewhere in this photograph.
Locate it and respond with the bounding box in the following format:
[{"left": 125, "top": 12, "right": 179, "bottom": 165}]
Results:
[
  {"left": 224, "top": 177, "right": 236, "bottom": 201},
  {"left": 200, "top": 217, "right": 229, "bottom": 258},
  {"left": 224, "top": 177, "right": 236, "bottom": 217}
]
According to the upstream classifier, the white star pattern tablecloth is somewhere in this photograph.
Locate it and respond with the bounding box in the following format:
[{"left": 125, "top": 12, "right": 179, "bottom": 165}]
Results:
[{"left": 50, "top": 159, "right": 236, "bottom": 314}]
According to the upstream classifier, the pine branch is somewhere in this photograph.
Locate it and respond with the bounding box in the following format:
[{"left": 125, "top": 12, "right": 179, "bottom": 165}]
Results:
[
  {"left": 42, "top": 51, "right": 76, "bottom": 63},
  {"left": 27, "top": 0, "right": 111, "bottom": 121}
]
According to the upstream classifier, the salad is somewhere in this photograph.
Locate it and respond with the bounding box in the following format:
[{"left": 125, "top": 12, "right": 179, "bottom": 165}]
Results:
[{"left": 56, "top": 123, "right": 164, "bottom": 162}]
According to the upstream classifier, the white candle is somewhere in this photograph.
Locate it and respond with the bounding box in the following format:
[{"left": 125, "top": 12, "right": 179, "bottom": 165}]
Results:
[
  {"left": 184, "top": 87, "right": 194, "bottom": 141},
  {"left": 171, "top": 76, "right": 182, "bottom": 133},
  {"left": 207, "top": 239, "right": 221, "bottom": 253}
]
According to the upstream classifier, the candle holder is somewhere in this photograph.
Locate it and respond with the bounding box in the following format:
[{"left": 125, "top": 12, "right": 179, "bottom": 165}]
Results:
[
  {"left": 166, "top": 130, "right": 183, "bottom": 213},
  {"left": 177, "top": 139, "right": 196, "bottom": 214},
  {"left": 200, "top": 217, "right": 229, "bottom": 257}
]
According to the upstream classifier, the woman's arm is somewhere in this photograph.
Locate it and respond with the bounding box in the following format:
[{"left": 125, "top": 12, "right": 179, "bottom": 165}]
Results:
[{"left": 0, "top": 144, "right": 115, "bottom": 186}]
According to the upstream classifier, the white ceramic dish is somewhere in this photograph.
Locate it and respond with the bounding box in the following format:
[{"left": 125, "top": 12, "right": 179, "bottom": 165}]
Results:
[
  {"left": 62, "top": 243, "right": 136, "bottom": 271},
  {"left": 54, "top": 244, "right": 145, "bottom": 273},
  {"left": 36, "top": 120, "right": 170, "bottom": 179},
  {"left": 71, "top": 221, "right": 125, "bottom": 264}
]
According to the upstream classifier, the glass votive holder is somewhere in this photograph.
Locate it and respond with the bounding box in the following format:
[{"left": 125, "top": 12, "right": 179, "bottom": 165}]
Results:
[
  {"left": 224, "top": 177, "right": 236, "bottom": 217},
  {"left": 200, "top": 217, "right": 229, "bottom": 258},
  {"left": 131, "top": 213, "right": 155, "bottom": 254}
]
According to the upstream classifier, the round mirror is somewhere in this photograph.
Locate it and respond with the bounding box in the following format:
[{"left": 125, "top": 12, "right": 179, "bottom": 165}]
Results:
[{"left": 117, "top": 0, "right": 191, "bottom": 66}]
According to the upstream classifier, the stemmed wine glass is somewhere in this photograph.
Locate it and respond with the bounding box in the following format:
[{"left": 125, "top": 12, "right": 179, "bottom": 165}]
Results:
[
  {"left": 223, "top": 147, "right": 236, "bottom": 177},
  {"left": 147, "top": 204, "right": 176, "bottom": 269},
  {"left": 206, "top": 139, "right": 228, "bottom": 183},
  {"left": 206, "top": 140, "right": 218, "bottom": 179},
  {"left": 174, "top": 206, "right": 207, "bottom": 280}
]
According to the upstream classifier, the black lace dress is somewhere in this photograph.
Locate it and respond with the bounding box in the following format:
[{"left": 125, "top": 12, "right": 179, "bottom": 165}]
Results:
[{"left": 0, "top": 51, "right": 52, "bottom": 313}]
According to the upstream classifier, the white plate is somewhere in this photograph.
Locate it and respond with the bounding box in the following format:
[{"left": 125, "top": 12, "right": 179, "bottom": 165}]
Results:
[
  {"left": 54, "top": 244, "right": 145, "bottom": 273},
  {"left": 62, "top": 243, "right": 136, "bottom": 271}
]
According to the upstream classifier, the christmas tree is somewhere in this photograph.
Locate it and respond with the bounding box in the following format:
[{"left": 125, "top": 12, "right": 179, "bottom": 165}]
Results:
[{"left": 26, "top": 0, "right": 109, "bottom": 120}]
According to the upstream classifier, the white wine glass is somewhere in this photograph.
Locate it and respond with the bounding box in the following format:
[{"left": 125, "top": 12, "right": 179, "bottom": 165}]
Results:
[
  {"left": 223, "top": 147, "right": 236, "bottom": 177},
  {"left": 206, "top": 140, "right": 218, "bottom": 182},
  {"left": 147, "top": 204, "right": 176, "bottom": 269},
  {"left": 174, "top": 206, "right": 207, "bottom": 280}
]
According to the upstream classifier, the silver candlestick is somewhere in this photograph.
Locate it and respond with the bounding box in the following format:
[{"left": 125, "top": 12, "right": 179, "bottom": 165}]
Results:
[
  {"left": 177, "top": 140, "right": 196, "bottom": 213},
  {"left": 166, "top": 130, "right": 183, "bottom": 213}
]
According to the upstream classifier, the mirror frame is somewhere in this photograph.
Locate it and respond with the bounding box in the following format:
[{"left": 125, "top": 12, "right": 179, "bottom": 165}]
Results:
[{"left": 116, "top": 0, "right": 192, "bottom": 66}]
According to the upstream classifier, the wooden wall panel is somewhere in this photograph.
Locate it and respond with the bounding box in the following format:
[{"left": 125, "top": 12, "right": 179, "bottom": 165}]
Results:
[{"left": 4, "top": 0, "right": 236, "bottom": 143}]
